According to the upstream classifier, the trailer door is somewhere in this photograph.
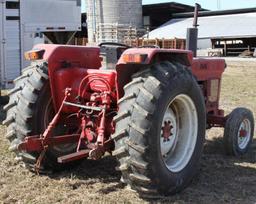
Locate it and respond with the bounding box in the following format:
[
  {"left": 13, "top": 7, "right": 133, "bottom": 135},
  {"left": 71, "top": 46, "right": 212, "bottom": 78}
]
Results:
[{"left": 3, "top": 0, "right": 21, "bottom": 88}]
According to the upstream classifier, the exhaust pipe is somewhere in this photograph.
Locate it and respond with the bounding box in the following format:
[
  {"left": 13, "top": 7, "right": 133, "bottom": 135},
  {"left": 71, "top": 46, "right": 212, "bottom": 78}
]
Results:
[{"left": 186, "top": 3, "right": 201, "bottom": 57}]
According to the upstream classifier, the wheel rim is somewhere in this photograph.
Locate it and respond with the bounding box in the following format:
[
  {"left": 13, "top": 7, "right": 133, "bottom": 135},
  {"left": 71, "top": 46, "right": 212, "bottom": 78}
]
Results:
[
  {"left": 160, "top": 94, "right": 198, "bottom": 173},
  {"left": 237, "top": 118, "right": 251, "bottom": 150}
]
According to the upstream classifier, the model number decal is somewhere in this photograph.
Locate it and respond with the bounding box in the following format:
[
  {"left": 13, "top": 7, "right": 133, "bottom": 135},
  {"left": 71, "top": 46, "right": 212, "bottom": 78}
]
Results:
[{"left": 200, "top": 64, "right": 208, "bottom": 70}]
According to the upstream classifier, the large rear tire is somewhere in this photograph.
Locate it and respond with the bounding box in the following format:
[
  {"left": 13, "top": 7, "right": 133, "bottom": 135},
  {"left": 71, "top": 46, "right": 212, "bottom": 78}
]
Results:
[
  {"left": 3, "top": 62, "right": 78, "bottom": 173},
  {"left": 112, "top": 61, "right": 206, "bottom": 196},
  {"left": 3, "top": 65, "right": 35, "bottom": 142}
]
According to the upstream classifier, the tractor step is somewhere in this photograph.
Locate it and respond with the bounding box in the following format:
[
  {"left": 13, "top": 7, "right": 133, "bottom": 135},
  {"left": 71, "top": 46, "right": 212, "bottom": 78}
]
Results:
[{"left": 57, "top": 149, "right": 90, "bottom": 163}]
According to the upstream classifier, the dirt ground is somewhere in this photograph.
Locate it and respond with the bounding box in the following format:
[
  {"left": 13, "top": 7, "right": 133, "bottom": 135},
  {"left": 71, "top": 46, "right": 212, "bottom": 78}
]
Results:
[{"left": 0, "top": 60, "right": 255, "bottom": 204}]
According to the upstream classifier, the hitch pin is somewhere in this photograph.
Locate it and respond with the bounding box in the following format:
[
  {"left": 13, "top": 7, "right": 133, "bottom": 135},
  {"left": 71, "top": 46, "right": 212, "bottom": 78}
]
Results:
[{"left": 64, "top": 101, "right": 103, "bottom": 111}]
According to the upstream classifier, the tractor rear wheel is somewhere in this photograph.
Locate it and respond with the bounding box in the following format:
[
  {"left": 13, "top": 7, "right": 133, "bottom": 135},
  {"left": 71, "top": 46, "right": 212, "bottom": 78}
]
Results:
[
  {"left": 3, "top": 65, "right": 35, "bottom": 142},
  {"left": 3, "top": 62, "right": 78, "bottom": 173},
  {"left": 113, "top": 61, "right": 206, "bottom": 197}
]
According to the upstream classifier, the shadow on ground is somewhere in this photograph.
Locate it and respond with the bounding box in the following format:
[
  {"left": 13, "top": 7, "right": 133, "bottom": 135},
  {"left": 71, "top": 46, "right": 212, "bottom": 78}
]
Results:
[
  {"left": 46, "top": 135, "right": 256, "bottom": 203},
  {"left": 50, "top": 155, "right": 124, "bottom": 194},
  {"left": 0, "top": 104, "right": 7, "bottom": 123},
  {"left": 1, "top": 96, "right": 255, "bottom": 202},
  {"left": 147, "top": 137, "right": 256, "bottom": 203},
  {"left": 0, "top": 95, "right": 9, "bottom": 105}
]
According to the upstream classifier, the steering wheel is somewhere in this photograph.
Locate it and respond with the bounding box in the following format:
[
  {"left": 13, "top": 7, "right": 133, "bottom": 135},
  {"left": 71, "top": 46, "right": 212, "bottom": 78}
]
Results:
[{"left": 98, "top": 42, "right": 131, "bottom": 48}]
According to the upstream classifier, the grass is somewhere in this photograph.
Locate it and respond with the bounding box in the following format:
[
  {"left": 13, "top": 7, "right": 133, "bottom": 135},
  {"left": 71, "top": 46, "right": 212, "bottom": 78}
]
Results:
[{"left": 0, "top": 60, "right": 255, "bottom": 204}]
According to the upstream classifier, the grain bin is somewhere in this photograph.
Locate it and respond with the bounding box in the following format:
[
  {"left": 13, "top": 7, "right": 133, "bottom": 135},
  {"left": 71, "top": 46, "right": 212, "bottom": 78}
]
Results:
[{"left": 86, "top": 0, "right": 143, "bottom": 43}]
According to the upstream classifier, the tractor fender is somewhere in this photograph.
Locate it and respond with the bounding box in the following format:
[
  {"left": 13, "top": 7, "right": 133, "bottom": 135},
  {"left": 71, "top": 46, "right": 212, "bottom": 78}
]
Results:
[
  {"left": 31, "top": 44, "right": 102, "bottom": 110},
  {"left": 117, "top": 48, "right": 193, "bottom": 66},
  {"left": 115, "top": 48, "right": 194, "bottom": 98},
  {"left": 33, "top": 44, "right": 101, "bottom": 70}
]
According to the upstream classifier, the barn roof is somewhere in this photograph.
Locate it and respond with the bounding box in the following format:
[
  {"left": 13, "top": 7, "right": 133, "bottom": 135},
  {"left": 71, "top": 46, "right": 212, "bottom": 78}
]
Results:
[{"left": 148, "top": 12, "right": 256, "bottom": 39}]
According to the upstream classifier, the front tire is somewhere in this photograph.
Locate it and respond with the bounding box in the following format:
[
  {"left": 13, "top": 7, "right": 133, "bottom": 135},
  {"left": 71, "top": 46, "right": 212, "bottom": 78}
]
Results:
[
  {"left": 224, "top": 108, "right": 254, "bottom": 156},
  {"left": 113, "top": 61, "right": 206, "bottom": 196}
]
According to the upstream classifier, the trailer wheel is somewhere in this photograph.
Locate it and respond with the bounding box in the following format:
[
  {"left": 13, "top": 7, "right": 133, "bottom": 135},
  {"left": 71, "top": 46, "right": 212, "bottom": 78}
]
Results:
[
  {"left": 4, "top": 62, "right": 78, "bottom": 173},
  {"left": 224, "top": 108, "right": 254, "bottom": 156},
  {"left": 113, "top": 61, "right": 206, "bottom": 196}
]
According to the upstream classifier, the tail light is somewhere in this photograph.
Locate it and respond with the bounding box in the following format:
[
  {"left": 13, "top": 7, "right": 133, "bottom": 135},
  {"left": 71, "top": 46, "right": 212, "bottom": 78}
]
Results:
[
  {"left": 122, "top": 54, "right": 148, "bottom": 64},
  {"left": 24, "top": 49, "right": 45, "bottom": 61}
]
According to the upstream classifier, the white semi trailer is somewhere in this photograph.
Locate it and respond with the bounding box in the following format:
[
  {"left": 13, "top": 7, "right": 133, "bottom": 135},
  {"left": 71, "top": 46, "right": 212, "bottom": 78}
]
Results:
[{"left": 0, "top": 0, "right": 81, "bottom": 88}]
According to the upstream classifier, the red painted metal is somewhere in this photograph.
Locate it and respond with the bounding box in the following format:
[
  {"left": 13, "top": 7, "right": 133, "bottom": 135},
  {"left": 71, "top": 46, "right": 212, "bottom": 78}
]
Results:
[
  {"left": 162, "top": 121, "right": 173, "bottom": 142},
  {"left": 58, "top": 150, "right": 90, "bottom": 164},
  {"left": 117, "top": 48, "right": 193, "bottom": 66},
  {"left": 18, "top": 134, "right": 80, "bottom": 152},
  {"left": 41, "top": 89, "right": 71, "bottom": 146},
  {"left": 207, "top": 114, "right": 226, "bottom": 127},
  {"left": 54, "top": 68, "right": 116, "bottom": 112},
  {"left": 191, "top": 58, "right": 225, "bottom": 81},
  {"left": 239, "top": 129, "right": 247, "bottom": 138},
  {"left": 18, "top": 88, "right": 70, "bottom": 154},
  {"left": 33, "top": 89, "right": 72, "bottom": 171},
  {"left": 33, "top": 44, "right": 102, "bottom": 111},
  {"left": 20, "top": 44, "right": 228, "bottom": 165}
]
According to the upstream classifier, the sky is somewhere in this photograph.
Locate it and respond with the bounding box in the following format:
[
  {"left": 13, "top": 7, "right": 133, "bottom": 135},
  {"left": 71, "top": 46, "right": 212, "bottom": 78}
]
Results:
[
  {"left": 142, "top": 0, "right": 256, "bottom": 10},
  {"left": 82, "top": 0, "right": 256, "bottom": 11}
]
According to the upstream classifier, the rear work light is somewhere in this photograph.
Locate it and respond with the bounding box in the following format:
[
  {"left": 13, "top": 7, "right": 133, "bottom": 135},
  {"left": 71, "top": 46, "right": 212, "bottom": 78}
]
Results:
[
  {"left": 24, "top": 49, "right": 45, "bottom": 61},
  {"left": 122, "top": 54, "right": 148, "bottom": 64}
]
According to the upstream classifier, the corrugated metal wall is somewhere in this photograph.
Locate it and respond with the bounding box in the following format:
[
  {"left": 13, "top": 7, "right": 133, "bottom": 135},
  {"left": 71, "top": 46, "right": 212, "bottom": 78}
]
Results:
[
  {"left": 0, "top": 3, "right": 3, "bottom": 86},
  {"left": 0, "top": 0, "right": 81, "bottom": 88},
  {"left": 1, "top": 0, "right": 21, "bottom": 88}
]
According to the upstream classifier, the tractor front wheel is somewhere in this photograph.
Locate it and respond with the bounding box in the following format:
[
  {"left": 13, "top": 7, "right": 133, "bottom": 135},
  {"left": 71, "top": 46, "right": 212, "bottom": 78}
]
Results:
[
  {"left": 224, "top": 108, "right": 254, "bottom": 156},
  {"left": 113, "top": 61, "right": 206, "bottom": 197}
]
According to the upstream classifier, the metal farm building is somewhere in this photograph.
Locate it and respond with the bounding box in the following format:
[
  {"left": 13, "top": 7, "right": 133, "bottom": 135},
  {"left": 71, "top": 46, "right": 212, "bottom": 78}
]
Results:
[
  {"left": 0, "top": 0, "right": 81, "bottom": 88},
  {"left": 148, "top": 8, "right": 256, "bottom": 56}
]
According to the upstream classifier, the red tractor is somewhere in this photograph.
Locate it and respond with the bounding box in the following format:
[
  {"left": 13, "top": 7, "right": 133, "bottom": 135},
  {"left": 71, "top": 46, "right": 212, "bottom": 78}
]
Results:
[{"left": 3, "top": 5, "right": 254, "bottom": 197}]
